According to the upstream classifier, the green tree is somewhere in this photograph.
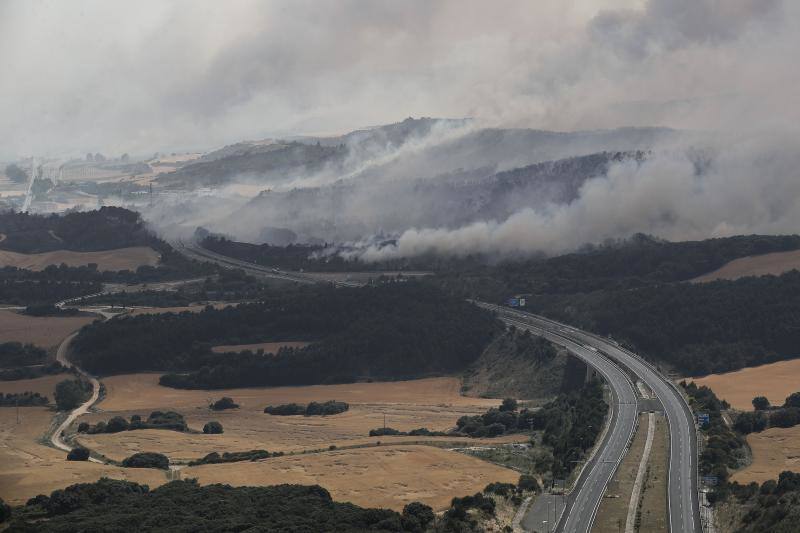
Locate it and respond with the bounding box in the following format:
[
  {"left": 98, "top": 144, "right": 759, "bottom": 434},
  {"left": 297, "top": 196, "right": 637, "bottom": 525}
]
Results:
[
  {"left": 67, "top": 447, "right": 90, "bottom": 461},
  {"left": 752, "top": 396, "right": 770, "bottom": 411},
  {"left": 54, "top": 379, "right": 88, "bottom": 411},
  {"left": 500, "top": 398, "right": 518, "bottom": 412},
  {"left": 0, "top": 496, "right": 10, "bottom": 523},
  {"left": 203, "top": 421, "right": 223, "bottom": 434}
]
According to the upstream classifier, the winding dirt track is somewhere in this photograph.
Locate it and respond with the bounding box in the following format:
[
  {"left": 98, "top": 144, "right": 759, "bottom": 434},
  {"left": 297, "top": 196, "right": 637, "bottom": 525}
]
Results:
[{"left": 50, "top": 331, "right": 103, "bottom": 463}]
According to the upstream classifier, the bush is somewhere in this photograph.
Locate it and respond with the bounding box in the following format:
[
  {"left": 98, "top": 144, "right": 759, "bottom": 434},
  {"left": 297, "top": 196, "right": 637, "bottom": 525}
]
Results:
[
  {"left": 54, "top": 379, "right": 89, "bottom": 411},
  {"left": 203, "top": 421, "right": 223, "bottom": 434},
  {"left": 752, "top": 396, "right": 770, "bottom": 411},
  {"left": 0, "top": 497, "right": 10, "bottom": 523},
  {"left": 401, "top": 501, "right": 435, "bottom": 532},
  {"left": 210, "top": 397, "right": 238, "bottom": 410},
  {"left": 106, "top": 416, "right": 130, "bottom": 433},
  {"left": 484, "top": 482, "right": 516, "bottom": 497},
  {"left": 67, "top": 447, "right": 90, "bottom": 461},
  {"left": 518, "top": 474, "right": 540, "bottom": 492},
  {"left": 499, "top": 398, "right": 518, "bottom": 412},
  {"left": 264, "top": 400, "right": 349, "bottom": 416},
  {"left": 121, "top": 452, "right": 169, "bottom": 470}
]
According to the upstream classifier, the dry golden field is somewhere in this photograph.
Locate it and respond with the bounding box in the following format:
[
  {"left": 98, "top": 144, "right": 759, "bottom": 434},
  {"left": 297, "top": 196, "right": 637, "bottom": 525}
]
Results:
[
  {"left": 77, "top": 375, "right": 506, "bottom": 461},
  {"left": 0, "top": 246, "right": 160, "bottom": 272},
  {"left": 692, "top": 249, "right": 800, "bottom": 282},
  {"left": 0, "top": 376, "right": 164, "bottom": 504},
  {"left": 690, "top": 358, "right": 800, "bottom": 410},
  {"left": 211, "top": 341, "right": 310, "bottom": 354},
  {"left": 181, "top": 445, "right": 519, "bottom": 511},
  {"left": 0, "top": 310, "right": 94, "bottom": 348},
  {"left": 731, "top": 425, "right": 800, "bottom": 484}
]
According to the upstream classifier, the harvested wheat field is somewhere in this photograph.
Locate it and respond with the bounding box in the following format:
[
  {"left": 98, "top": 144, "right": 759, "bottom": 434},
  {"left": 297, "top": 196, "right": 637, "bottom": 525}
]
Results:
[
  {"left": 0, "top": 374, "right": 66, "bottom": 399},
  {"left": 731, "top": 426, "right": 800, "bottom": 484},
  {"left": 127, "top": 303, "right": 231, "bottom": 317},
  {"left": 692, "top": 249, "right": 800, "bottom": 283},
  {"left": 0, "top": 310, "right": 94, "bottom": 348},
  {"left": 0, "top": 246, "right": 160, "bottom": 272},
  {"left": 0, "top": 405, "right": 165, "bottom": 505},
  {"left": 181, "top": 445, "right": 518, "bottom": 511},
  {"left": 211, "top": 341, "right": 310, "bottom": 354},
  {"left": 77, "top": 374, "right": 510, "bottom": 462},
  {"left": 691, "top": 358, "right": 800, "bottom": 410}
]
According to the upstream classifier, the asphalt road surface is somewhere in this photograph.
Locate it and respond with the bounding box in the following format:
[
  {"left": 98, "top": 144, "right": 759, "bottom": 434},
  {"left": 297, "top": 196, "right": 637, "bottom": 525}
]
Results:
[
  {"left": 173, "top": 241, "right": 361, "bottom": 287},
  {"left": 483, "top": 304, "right": 638, "bottom": 533},
  {"left": 481, "top": 304, "right": 700, "bottom": 533}
]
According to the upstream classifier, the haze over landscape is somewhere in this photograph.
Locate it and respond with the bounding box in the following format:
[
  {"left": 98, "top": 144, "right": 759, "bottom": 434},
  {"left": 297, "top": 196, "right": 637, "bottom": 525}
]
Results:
[{"left": 1, "top": 2, "right": 800, "bottom": 532}]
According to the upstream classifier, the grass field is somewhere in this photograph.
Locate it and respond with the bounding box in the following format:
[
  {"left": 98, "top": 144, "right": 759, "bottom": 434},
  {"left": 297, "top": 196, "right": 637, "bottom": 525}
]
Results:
[
  {"left": 0, "top": 309, "right": 94, "bottom": 348},
  {"left": 180, "top": 444, "right": 518, "bottom": 511},
  {"left": 211, "top": 341, "right": 310, "bottom": 354},
  {"left": 691, "top": 358, "right": 800, "bottom": 410},
  {"left": 0, "top": 376, "right": 163, "bottom": 504},
  {"left": 731, "top": 425, "right": 800, "bottom": 484},
  {"left": 0, "top": 246, "right": 160, "bottom": 272},
  {"left": 692, "top": 249, "right": 800, "bottom": 283},
  {"left": 77, "top": 375, "right": 506, "bottom": 461}
]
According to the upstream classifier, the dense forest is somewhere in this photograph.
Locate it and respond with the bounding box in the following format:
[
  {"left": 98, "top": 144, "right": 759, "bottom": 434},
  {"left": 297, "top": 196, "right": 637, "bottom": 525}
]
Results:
[
  {"left": 6, "top": 479, "right": 429, "bottom": 532},
  {"left": 527, "top": 271, "right": 800, "bottom": 375},
  {"left": 70, "top": 283, "right": 501, "bottom": 388},
  {"left": 433, "top": 233, "right": 800, "bottom": 300},
  {"left": 0, "top": 207, "right": 156, "bottom": 253}
]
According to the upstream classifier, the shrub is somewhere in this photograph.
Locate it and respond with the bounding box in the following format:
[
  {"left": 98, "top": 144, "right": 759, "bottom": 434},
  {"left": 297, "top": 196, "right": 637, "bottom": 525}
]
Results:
[
  {"left": 518, "top": 474, "right": 540, "bottom": 492},
  {"left": 0, "top": 497, "right": 10, "bottom": 523},
  {"left": 484, "top": 482, "right": 516, "bottom": 497},
  {"left": 77, "top": 422, "right": 90, "bottom": 433},
  {"left": 499, "top": 398, "right": 518, "bottom": 412},
  {"left": 401, "top": 501, "right": 435, "bottom": 532},
  {"left": 121, "top": 452, "right": 169, "bottom": 470},
  {"left": 752, "top": 396, "right": 770, "bottom": 411},
  {"left": 264, "top": 403, "right": 306, "bottom": 416},
  {"left": 203, "top": 421, "right": 223, "bottom": 434},
  {"left": 67, "top": 447, "right": 90, "bottom": 461},
  {"left": 210, "top": 397, "right": 238, "bottom": 410}
]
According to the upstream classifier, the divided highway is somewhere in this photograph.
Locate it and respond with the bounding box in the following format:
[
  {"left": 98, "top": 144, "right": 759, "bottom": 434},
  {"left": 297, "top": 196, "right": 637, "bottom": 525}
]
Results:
[{"left": 481, "top": 304, "right": 701, "bottom": 533}]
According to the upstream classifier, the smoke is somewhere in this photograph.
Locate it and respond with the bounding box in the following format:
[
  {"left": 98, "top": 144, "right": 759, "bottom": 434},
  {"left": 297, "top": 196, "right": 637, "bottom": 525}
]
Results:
[
  {"left": 3, "top": 1, "right": 797, "bottom": 158},
  {"left": 4, "top": 0, "right": 799, "bottom": 261},
  {"left": 349, "top": 132, "right": 800, "bottom": 260}
]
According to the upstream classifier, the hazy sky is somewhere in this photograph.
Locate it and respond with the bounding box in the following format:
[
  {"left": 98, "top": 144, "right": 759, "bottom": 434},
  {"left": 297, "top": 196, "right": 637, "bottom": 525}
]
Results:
[{"left": 1, "top": 0, "right": 796, "bottom": 159}]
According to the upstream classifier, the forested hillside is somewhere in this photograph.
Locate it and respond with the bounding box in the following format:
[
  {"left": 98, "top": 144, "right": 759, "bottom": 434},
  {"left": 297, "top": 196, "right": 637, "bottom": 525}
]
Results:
[
  {"left": 435, "top": 233, "right": 800, "bottom": 299},
  {"left": 527, "top": 271, "right": 800, "bottom": 375},
  {"left": 71, "top": 284, "right": 501, "bottom": 388}
]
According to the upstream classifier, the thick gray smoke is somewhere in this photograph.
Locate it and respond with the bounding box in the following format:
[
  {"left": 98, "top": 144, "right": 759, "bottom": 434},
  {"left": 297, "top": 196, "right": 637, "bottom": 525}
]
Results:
[
  {"left": 5, "top": 0, "right": 799, "bottom": 260},
  {"left": 351, "top": 133, "right": 800, "bottom": 260}
]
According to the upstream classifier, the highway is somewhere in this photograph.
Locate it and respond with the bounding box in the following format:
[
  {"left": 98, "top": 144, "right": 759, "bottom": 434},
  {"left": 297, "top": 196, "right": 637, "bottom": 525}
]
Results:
[
  {"left": 484, "top": 305, "right": 638, "bottom": 533},
  {"left": 173, "top": 240, "right": 362, "bottom": 287},
  {"left": 481, "top": 304, "right": 700, "bottom": 533}
]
